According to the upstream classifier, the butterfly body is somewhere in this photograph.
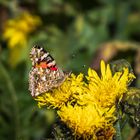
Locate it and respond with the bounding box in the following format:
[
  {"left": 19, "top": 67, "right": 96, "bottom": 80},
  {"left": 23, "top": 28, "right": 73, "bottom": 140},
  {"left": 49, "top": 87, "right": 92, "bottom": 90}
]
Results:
[{"left": 29, "top": 46, "right": 69, "bottom": 97}]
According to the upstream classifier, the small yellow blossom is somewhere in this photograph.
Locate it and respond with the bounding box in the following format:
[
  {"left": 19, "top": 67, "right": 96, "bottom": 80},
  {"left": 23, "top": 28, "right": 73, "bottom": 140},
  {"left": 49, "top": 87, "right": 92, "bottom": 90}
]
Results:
[
  {"left": 3, "top": 12, "right": 41, "bottom": 48},
  {"left": 58, "top": 103, "right": 116, "bottom": 139},
  {"left": 3, "top": 12, "right": 41, "bottom": 67},
  {"left": 86, "top": 60, "right": 135, "bottom": 108}
]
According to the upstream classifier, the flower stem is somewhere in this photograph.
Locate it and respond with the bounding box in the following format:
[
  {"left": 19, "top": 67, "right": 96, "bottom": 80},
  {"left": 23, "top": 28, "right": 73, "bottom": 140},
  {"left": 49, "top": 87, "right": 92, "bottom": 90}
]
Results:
[{"left": 115, "top": 120, "right": 122, "bottom": 140}]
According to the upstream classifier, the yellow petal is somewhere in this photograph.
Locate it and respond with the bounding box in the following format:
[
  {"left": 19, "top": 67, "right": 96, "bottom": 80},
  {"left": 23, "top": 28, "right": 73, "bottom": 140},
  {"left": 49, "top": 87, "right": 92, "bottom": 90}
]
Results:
[
  {"left": 8, "top": 32, "right": 26, "bottom": 48},
  {"left": 100, "top": 60, "right": 106, "bottom": 80},
  {"left": 3, "top": 28, "right": 16, "bottom": 39},
  {"left": 106, "top": 64, "right": 112, "bottom": 79}
]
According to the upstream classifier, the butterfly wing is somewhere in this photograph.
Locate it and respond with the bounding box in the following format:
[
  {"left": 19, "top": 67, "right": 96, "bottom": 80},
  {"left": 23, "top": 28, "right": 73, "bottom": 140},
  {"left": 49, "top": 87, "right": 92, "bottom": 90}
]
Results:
[{"left": 29, "top": 45, "right": 69, "bottom": 97}]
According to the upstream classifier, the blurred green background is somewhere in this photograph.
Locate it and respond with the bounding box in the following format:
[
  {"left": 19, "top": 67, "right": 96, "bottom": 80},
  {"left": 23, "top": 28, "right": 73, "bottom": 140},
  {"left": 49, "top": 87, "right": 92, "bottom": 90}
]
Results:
[{"left": 0, "top": 0, "right": 140, "bottom": 140}]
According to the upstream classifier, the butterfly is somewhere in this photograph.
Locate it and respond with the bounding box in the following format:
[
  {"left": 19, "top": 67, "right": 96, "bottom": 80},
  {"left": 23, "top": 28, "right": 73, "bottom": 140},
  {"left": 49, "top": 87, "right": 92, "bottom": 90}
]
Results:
[{"left": 29, "top": 45, "right": 70, "bottom": 97}]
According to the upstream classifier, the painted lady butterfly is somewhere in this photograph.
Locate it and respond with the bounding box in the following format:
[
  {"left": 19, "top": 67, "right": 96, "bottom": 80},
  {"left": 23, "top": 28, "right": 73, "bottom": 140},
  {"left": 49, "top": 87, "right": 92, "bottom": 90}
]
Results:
[{"left": 29, "top": 45, "right": 70, "bottom": 97}]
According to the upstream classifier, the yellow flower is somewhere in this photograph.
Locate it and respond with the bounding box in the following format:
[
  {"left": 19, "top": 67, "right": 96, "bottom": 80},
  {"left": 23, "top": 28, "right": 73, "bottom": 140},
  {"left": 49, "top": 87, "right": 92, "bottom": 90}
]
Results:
[
  {"left": 58, "top": 103, "right": 116, "bottom": 139},
  {"left": 3, "top": 12, "right": 41, "bottom": 67},
  {"left": 35, "top": 60, "right": 135, "bottom": 139},
  {"left": 3, "top": 12, "right": 41, "bottom": 48},
  {"left": 86, "top": 60, "right": 135, "bottom": 108}
]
